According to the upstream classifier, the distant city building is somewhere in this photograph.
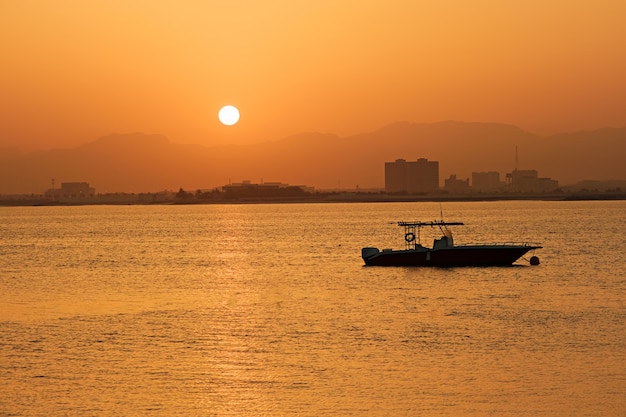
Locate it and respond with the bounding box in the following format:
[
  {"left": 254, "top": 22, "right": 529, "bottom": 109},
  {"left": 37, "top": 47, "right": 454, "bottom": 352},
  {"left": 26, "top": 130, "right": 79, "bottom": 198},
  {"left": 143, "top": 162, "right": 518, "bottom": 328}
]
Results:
[
  {"left": 385, "top": 158, "right": 439, "bottom": 193},
  {"left": 506, "top": 169, "right": 558, "bottom": 192},
  {"left": 385, "top": 159, "right": 407, "bottom": 193},
  {"left": 472, "top": 171, "right": 504, "bottom": 192},
  {"left": 222, "top": 180, "right": 313, "bottom": 198},
  {"left": 45, "top": 182, "right": 95, "bottom": 198},
  {"left": 444, "top": 175, "right": 470, "bottom": 193}
]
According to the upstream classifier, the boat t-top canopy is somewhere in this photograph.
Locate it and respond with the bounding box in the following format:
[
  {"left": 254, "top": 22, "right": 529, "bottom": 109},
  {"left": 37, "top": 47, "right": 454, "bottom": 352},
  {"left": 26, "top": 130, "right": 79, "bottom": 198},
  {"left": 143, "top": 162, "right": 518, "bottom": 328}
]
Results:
[
  {"left": 397, "top": 221, "right": 464, "bottom": 227},
  {"left": 397, "top": 220, "right": 464, "bottom": 250}
]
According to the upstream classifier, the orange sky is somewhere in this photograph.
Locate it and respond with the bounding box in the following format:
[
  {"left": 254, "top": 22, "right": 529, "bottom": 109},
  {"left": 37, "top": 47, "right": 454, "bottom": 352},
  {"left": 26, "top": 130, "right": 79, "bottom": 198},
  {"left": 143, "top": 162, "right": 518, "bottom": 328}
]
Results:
[{"left": 1, "top": 0, "right": 625, "bottom": 151}]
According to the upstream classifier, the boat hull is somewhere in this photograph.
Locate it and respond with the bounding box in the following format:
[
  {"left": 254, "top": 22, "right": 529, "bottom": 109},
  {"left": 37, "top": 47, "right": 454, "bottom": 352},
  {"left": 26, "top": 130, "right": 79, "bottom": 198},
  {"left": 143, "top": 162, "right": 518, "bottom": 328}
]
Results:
[{"left": 362, "top": 245, "right": 540, "bottom": 267}]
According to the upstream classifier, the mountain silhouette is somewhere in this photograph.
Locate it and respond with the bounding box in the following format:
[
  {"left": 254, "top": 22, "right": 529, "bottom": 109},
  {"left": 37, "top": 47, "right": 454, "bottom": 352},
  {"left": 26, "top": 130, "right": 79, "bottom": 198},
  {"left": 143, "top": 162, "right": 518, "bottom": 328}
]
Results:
[{"left": 1, "top": 122, "right": 624, "bottom": 194}]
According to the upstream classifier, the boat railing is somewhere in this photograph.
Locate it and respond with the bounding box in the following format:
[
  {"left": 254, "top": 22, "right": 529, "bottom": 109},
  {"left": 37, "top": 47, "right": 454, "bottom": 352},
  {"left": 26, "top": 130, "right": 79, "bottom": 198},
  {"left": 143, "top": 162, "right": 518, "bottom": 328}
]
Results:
[{"left": 453, "top": 242, "right": 543, "bottom": 248}]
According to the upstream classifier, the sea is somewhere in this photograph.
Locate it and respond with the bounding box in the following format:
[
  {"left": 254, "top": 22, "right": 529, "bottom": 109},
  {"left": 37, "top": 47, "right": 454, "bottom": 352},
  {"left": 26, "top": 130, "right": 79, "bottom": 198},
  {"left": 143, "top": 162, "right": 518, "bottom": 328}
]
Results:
[{"left": 0, "top": 200, "right": 624, "bottom": 417}]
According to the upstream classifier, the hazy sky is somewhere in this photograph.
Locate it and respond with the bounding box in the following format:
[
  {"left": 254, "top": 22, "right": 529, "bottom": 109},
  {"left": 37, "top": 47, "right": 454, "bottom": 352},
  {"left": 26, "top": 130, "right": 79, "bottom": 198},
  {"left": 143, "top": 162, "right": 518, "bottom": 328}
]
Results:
[{"left": 1, "top": 0, "right": 625, "bottom": 151}]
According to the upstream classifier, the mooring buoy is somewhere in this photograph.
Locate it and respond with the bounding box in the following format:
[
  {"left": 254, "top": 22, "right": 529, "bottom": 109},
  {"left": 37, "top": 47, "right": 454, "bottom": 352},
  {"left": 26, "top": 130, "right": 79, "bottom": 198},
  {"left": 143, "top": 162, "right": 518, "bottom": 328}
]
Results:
[{"left": 529, "top": 256, "right": 540, "bottom": 265}]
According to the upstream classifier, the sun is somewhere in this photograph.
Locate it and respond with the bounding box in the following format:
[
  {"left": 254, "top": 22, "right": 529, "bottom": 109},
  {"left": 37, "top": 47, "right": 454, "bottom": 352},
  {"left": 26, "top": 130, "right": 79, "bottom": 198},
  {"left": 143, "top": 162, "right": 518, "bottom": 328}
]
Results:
[{"left": 218, "top": 105, "right": 240, "bottom": 126}]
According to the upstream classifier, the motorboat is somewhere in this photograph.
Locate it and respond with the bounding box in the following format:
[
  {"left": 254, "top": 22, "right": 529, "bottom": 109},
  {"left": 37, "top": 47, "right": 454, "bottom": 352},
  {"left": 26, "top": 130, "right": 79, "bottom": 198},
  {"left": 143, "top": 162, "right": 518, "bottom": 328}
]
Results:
[{"left": 362, "top": 220, "right": 542, "bottom": 267}]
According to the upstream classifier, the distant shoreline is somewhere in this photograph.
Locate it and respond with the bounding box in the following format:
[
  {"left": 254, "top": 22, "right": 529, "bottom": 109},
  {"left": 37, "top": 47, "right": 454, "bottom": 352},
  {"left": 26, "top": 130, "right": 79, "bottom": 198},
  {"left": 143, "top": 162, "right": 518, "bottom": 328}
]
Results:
[{"left": 1, "top": 191, "right": 625, "bottom": 207}]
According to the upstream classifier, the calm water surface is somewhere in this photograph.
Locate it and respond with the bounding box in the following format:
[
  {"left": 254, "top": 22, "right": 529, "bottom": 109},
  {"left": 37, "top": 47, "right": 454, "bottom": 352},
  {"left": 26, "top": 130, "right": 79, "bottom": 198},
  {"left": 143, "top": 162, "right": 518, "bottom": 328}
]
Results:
[{"left": 1, "top": 201, "right": 624, "bottom": 416}]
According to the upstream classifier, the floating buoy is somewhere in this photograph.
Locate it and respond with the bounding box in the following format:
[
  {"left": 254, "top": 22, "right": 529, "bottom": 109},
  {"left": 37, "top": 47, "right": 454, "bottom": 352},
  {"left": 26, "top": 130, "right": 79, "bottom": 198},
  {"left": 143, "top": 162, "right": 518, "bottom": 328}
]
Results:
[{"left": 529, "top": 256, "right": 540, "bottom": 265}]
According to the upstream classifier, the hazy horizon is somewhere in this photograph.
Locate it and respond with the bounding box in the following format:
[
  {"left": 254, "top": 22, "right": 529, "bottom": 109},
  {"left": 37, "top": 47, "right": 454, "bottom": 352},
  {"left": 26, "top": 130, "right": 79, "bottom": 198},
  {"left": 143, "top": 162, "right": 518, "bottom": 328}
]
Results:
[
  {"left": 2, "top": 119, "right": 626, "bottom": 154},
  {"left": 2, "top": 123, "right": 625, "bottom": 195}
]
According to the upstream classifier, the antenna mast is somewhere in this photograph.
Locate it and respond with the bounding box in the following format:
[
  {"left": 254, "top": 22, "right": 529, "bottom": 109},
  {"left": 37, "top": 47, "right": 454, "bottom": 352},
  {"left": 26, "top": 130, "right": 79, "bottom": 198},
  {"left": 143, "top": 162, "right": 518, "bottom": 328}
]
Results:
[{"left": 515, "top": 145, "right": 519, "bottom": 171}]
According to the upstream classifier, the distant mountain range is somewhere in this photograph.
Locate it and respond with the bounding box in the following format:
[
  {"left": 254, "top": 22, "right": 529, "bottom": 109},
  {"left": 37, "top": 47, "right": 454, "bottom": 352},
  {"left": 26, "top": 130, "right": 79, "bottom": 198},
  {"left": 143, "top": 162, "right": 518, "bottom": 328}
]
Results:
[{"left": 1, "top": 121, "right": 625, "bottom": 194}]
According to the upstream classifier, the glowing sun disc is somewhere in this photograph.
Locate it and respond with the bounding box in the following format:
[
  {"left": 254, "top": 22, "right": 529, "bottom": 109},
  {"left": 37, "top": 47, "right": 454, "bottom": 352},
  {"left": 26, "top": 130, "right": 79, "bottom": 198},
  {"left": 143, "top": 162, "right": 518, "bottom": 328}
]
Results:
[{"left": 218, "top": 105, "right": 240, "bottom": 126}]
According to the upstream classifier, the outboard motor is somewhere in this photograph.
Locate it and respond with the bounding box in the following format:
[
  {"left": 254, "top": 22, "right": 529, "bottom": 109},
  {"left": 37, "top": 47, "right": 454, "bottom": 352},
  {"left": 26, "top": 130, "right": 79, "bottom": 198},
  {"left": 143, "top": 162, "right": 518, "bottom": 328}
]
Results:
[{"left": 361, "top": 247, "right": 380, "bottom": 259}]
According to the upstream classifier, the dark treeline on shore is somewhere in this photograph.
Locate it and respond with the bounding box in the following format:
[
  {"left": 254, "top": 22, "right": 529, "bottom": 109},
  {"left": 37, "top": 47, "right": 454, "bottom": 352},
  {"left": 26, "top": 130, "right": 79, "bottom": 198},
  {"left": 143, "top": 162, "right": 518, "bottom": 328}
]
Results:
[{"left": 1, "top": 188, "right": 625, "bottom": 207}]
